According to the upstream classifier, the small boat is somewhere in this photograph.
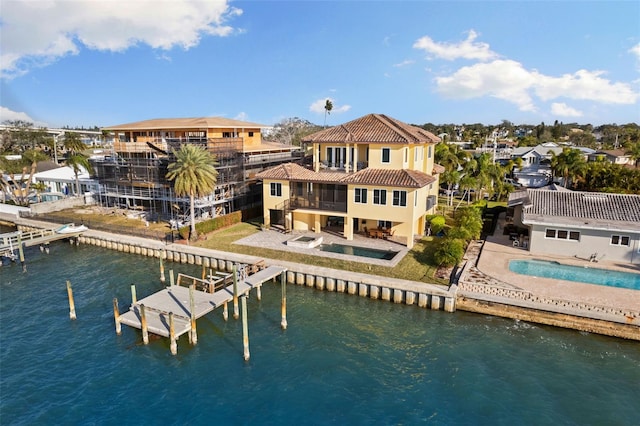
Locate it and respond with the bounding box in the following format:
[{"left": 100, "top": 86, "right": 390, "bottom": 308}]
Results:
[{"left": 56, "top": 223, "right": 89, "bottom": 234}]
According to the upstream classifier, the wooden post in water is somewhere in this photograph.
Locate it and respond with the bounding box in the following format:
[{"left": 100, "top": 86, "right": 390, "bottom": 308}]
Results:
[
  {"left": 201, "top": 263, "right": 206, "bottom": 280},
  {"left": 223, "top": 301, "right": 229, "bottom": 321},
  {"left": 140, "top": 304, "right": 149, "bottom": 344},
  {"left": 280, "top": 271, "right": 287, "bottom": 330},
  {"left": 233, "top": 264, "right": 239, "bottom": 320},
  {"left": 189, "top": 284, "right": 197, "bottom": 345},
  {"left": 169, "top": 312, "right": 177, "bottom": 355},
  {"left": 113, "top": 298, "right": 121, "bottom": 335},
  {"left": 160, "top": 250, "right": 166, "bottom": 283},
  {"left": 241, "top": 295, "right": 250, "bottom": 361},
  {"left": 256, "top": 285, "right": 262, "bottom": 301},
  {"left": 17, "top": 233, "right": 25, "bottom": 272},
  {"left": 169, "top": 270, "right": 175, "bottom": 287},
  {"left": 130, "top": 284, "right": 137, "bottom": 304},
  {"left": 66, "top": 280, "right": 76, "bottom": 320}
]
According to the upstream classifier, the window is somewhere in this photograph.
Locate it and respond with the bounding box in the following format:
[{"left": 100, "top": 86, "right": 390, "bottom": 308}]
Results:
[
  {"left": 354, "top": 188, "right": 367, "bottom": 204},
  {"left": 222, "top": 132, "right": 238, "bottom": 138},
  {"left": 373, "top": 189, "right": 387, "bottom": 205},
  {"left": 295, "top": 182, "right": 303, "bottom": 196},
  {"left": 428, "top": 145, "right": 432, "bottom": 158},
  {"left": 611, "top": 235, "right": 630, "bottom": 246},
  {"left": 392, "top": 190, "right": 407, "bottom": 206},
  {"left": 270, "top": 182, "right": 282, "bottom": 197},
  {"left": 404, "top": 147, "right": 408, "bottom": 163},
  {"left": 545, "top": 228, "right": 580, "bottom": 241},
  {"left": 382, "top": 148, "right": 390, "bottom": 163},
  {"left": 378, "top": 220, "right": 392, "bottom": 229},
  {"left": 248, "top": 131, "right": 254, "bottom": 137}
]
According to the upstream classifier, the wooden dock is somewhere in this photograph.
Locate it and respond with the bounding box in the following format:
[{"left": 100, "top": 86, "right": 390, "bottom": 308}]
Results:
[
  {"left": 0, "top": 226, "right": 86, "bottom": 263},
  {"left": 116, "top": 264, "right": 287, "bottom": 357}
]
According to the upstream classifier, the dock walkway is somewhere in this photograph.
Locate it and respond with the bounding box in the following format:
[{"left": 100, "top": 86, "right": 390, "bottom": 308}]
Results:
[
  {"left": 0, "top": 225, "right": 85, "bottom": 259},
  {"left": 117, "top": 265, "right": 287, "bottom": 355}
]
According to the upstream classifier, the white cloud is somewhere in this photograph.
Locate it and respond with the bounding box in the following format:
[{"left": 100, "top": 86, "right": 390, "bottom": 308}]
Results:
[
  {"left": 1, "top": 0, "right": 242, "bottom": 78},
  {"left": 630, "top": 43, "right": 640, "bottom": 59},
  {"left": 413, "top": 29, "right": 498, "bottom": 61},
  {"left": 435, "top": 60, "right": 537, "bottom": 111},
  {"left": 234, "top": 112, "right": 248, "bottom": 121},
  {"left": 550, "top": 103, "right": 583, "bottom": 118},
  {"left": 535, "top": 69, "right": 638, "bottom": 104},
  {"left": 434, "top": 59, "right": 639, "bottom": 111},
  {"left": 309, "top": 98, "right": 351, "bottom": 114},
  {"left": 393, "top": 60, "right": 415, "bottom": 68},
  {"left": 0, "top": 106, "right": 45, "bottom": 126}
]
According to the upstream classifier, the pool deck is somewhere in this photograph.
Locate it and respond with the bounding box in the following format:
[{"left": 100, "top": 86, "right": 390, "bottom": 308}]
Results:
[
  {"left": 234, "top": 228, "right": 410, "bottom": 267},
  {"left": 459, "top": 214, "right": 640, "bottom": 323}
]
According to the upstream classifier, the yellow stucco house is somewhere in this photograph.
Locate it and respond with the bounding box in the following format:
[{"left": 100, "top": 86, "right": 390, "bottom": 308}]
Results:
[{"left": 256, "top": 114, "right": 443, "bottom": 249}]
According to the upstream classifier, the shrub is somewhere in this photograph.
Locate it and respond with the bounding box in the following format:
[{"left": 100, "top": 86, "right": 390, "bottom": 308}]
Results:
[
  {"left": 433, "top": 238, "right": 465, "bottom": 267},
  {"left": 178, "top": 211, "right": 242, "bottom": 239},
  {"left": 429, "top": 215, "right": 446, "bottom": 235}
]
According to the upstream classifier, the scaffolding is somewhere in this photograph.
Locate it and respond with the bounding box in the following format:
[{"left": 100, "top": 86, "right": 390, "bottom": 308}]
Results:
[{"left": 91, "top": 136, "right": 281, "bottom": 223}]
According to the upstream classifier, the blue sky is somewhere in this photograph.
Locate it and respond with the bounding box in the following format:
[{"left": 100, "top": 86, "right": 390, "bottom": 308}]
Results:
[{"left": 1, "top": 1, "right": 639, "bottom": 129}]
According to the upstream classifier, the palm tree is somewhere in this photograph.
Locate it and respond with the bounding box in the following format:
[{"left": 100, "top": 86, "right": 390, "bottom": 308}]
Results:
[
  {"left": 551, "top": 148, "right": 587, "bottom": 188},
  {"left": 63, "top": 132, "right": 87, "bottom": 157},
  {"left": 66, "top": 153, "right": 93, "bottom": 196},
  {"left": 166, "top": 144, "right": 218, "bottom": 240},
  {"left": 323, "top": 99, "right": 333, "bottom": 127}
]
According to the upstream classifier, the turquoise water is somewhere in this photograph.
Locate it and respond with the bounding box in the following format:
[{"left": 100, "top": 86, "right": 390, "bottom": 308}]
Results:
[
  {"left": 319, "top": 243, "right": 399, "bottom": 260},
  {"left": 1, "top": 243, "right": 640, "bottom": 425},
  {"left": 509, "top": 259, "right": 640, "bottom": 290}
]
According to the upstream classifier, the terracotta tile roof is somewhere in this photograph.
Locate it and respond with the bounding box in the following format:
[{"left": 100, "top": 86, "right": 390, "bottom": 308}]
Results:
[
  {"left": 432, "top": 163, "right": 445, "bottom": 174},
  {"left": 518, "top": 189, "right": 640, "bottom": 231},
  {"left": 256, "top": 163, "right": 436, "bottom": 188},
  {"left": 104, "top": 117, "right": 267, "bottom": 131},
  {"left": 346, "top": 168, "right": 436, "bottom": 188},
  {"left": 256, "top": 163, "right": 346, "bottom": 183},
  {"left": 303, "top": 114, "right": 440, "bottom": 144}
]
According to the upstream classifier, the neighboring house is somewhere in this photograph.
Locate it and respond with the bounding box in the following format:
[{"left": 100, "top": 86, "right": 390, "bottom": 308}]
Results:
[
  {"left": 587, "top": 149, "right": 633, "bottom": 166},
  {"left": 256, "top": 114, "right": 442, "bottom": 249},
  {"left": 508, "top": 188, "right": 640, "bottom": 264},
  {"left": 33, "top": 165, "right": 96, "bottom": 198},
  {"left": 94, "top": 117, "right": 300, "bottom": 220}
]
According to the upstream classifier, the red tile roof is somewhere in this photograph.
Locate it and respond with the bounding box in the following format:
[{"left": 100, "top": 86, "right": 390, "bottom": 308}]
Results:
[
  {"left": 256, "top": 163, "right": 436, "bottom": 188},
  {"left": 303, "top": 114, "right": 440, "bottom": 144}
]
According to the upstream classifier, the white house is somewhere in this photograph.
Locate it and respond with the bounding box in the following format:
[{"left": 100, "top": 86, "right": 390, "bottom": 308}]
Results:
[{"left": 509, "top": 188, "right": 640, "bottom": 264}]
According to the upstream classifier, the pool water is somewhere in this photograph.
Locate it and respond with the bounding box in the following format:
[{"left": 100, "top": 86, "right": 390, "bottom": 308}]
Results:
[
  {"left": 319, "top": 243, "right": 399, "bottom": 260},
  {"left": 509, "top": 259, "right": 640, "bottom": 290}
]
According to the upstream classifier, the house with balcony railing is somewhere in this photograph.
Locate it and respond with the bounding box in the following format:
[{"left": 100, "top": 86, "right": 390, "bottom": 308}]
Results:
[
  {"left": 93, "top": 117, "right": 300, "bottom": 221},
  {"left": 256, "top": 114, "right": 443, "bottom": 249}
]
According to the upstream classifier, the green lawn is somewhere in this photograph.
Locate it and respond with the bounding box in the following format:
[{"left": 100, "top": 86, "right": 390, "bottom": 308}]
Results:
[{"left": 194, "top": 220, "right": 449, "bottom": 285}]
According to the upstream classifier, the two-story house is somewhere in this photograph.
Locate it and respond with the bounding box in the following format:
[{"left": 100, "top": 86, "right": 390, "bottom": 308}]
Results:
[
  {"left": 256, "top": 114, "right": 442, "bottom": 249},
  {"left": 94, "top": 117, "right": 299, "bottom": 221}
]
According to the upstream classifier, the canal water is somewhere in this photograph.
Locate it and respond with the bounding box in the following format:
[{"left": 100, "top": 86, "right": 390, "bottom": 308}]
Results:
[{"left": 1, "top": 241, "right": 639, "bottom": 425}]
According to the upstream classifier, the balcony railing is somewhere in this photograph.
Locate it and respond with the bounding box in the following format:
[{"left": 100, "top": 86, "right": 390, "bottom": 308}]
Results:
[
  {"left": 317, "top": 161, "right": 368, "bottom": 172},
  {"left": 289, "top": 196, "right": 347, "bottom": 213}
]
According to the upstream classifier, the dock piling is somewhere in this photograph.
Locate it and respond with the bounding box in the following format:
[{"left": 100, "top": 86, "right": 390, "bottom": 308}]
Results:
[
  {"left": 140, "top": 304, "right": 149, "bottom": 344},
  {"left": 17, "top": 233, "right": 25, "bottom": 272},
  {"left": 113, "top": 298, "right": 121, "bottom": 335},
  {"left": 189, "top": 284, "right": 197, "bottom": 345},
  {"left": 66, "top": 280, "right": 76, "bottom": 320},
  {"left": 241, "top": 295, "right": 250, "bottom": 361},
  {"left": 280, "top": 272, "right": 287, "bottom": 330},
  {"left": 233, "top": 264, "right": 239, "bottom": 320},
  {"left": 169, "top": 312, "right": 177, "bottom": 355},
  {"left": 170, "top": 269, "right": 175, "bottom": 287},
  {"left": 131, "top": 284, "right": 137, "bottom": 304},
  {"left": 160, "top": 251, "right": 166, "bottom": 283},
  {"left": 223, "top": 301, "right": 229, "bottom": 321}
]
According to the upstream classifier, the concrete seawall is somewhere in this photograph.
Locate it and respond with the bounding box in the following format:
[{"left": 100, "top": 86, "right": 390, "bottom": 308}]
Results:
[{"left": 68, "top": 227, "right": 457, "bottom": 313}]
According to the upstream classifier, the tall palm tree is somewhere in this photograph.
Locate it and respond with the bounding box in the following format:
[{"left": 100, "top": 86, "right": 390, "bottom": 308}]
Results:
[
  {"left": 323, "top": 99, "right": 333, "bottom": 127},
  {"left": 66, "top": 154, "right": 93, "bottom": 196},
  {"left": 166, "top": 144, "right": 218, "bottom": 240},
  {"left": 63, "top": 132, "right": 87, "bottom": 155}
]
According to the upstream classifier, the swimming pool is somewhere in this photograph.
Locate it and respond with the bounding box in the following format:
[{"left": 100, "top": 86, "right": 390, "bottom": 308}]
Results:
[
  {"left": 509, "top": 259, "right": 640, "bottom": 290},
  {"left": 319, "top": 243, "right": 399, "bottom": 260}
]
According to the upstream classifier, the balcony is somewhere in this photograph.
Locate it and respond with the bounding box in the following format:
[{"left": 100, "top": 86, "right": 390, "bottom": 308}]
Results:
[
  {"left": 317, "top": 161, "right": 368, "bottom": 172},
  {"left": 290, "top": 196, "right": 347, "bottom": 213},
  {"left": 114, "top": 140, "right": 169, "bottom": 154}
]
